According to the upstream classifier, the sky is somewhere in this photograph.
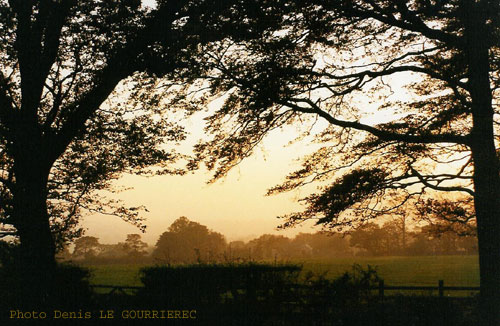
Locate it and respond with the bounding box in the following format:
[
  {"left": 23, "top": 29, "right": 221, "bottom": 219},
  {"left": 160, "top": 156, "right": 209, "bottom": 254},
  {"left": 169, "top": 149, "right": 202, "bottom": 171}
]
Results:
[
  {"left": 81, "top": 70, "right": 423, "bottom": 247},
  {"left": 79, "top": 5, "right": 425, "bottom": 247},
  {"left": 81, "top": 125, "right": 322, "bottom": 246}
]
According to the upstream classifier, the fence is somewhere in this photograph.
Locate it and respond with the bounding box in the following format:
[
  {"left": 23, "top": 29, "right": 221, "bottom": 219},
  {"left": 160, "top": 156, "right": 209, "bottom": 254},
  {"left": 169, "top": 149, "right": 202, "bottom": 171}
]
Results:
[
  {"left": 91, "top": 280, "right": 480, "bottom": 298},
  {"left": 90, "top": 285, "right": 142, "bottom": 295},
  {"left": 374, "top": 280, "right": 479, "bottom": 298}
]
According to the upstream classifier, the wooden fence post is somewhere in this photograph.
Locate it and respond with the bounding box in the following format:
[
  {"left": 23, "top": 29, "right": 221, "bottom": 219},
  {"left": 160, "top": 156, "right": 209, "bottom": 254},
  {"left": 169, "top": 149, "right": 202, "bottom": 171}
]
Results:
[
  {"left": 438, "top": 280, "right": 444, "bottom": 297},
  {"left": 379, "top": 280, "right": 384, "bottom": 299}
]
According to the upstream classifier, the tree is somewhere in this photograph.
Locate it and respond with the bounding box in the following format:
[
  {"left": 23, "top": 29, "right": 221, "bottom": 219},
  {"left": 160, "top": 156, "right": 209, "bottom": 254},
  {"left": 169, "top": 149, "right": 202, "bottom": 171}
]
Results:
[
  {"left": 153, "top": 216, "right": 227, "bottom": 264},
  {"left": 0, "top": 0, "right": 280, "bottom": 278},
  {"left": 72, "top": 236, "right": 100, "bottom": 260},
  {"left": 385, "top": 212, "right": 412, "bottom": 254},
  {"left": 246, "top": 234, "right": 291, "bottom": 260},
  {"left": 123, "top": 233, "right": 148, "bottom": 259},
  {"left": 349, "top": 222, "right": 401, "bottom": 256},
  {"left": 0, "top": 0, "right": 176, "bottom": 273},
  {"left": 97, "top": 243, "right": 126, "bottom": 260},
  {"left": 190, "top": 0, "right": 500, "bottom": 321},
  {"left": 415, "top": 196, "right": 477, "bottom": 236},
  {"left": 291, "top": 232, "right": 351, "bottom": 258}
]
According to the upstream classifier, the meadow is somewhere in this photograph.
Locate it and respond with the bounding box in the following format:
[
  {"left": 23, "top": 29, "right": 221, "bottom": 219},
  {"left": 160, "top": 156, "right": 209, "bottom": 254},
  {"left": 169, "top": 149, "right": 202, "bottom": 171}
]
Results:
[{"left": 87, "top": 255, "right": 479, "bottom": 288}]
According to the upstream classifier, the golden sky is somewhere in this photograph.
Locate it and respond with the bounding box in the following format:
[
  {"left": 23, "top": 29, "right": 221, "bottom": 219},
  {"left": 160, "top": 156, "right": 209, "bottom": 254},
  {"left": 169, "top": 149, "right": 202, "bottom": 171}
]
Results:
[
  {"left": 82, "top": 126, "right": 321, "bottom": 246},
  {"left": 81, "top": 70, "right": 425, "bottom": 246},
  {"left": 79, "top": 20, "right": 431, "bottom": 250}
]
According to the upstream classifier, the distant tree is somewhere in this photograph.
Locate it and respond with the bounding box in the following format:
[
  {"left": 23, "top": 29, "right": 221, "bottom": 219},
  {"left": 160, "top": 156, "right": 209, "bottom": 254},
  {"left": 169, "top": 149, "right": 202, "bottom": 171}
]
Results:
[
  {"left": 96, "top": 243, "right": 128, "bottom": 261},
  {"left": 349, "top": 223, "right": 398, "bottom": 256},
  {"left": 72, "top": 236, "right": 100, "bottom": 260},
  {"left": 153, "top": 217, "right": 227, "bottom": 264},
  {"left": 416, "top": 224, "right": 477, "bottom": 255},
  {"left": 247, "top": 234, "right": 291, "bottom": 260},
  {"left": 123, "top": 233, "right": 148, "bottom": 259},
  {"left": 227, "top": 240, "right": 248, "bottom": 261},
  {"left": 291, "top": 232, "right": 351, "bottom": 258},
  {"left": 390, "top": 209, "right": 413, "bottom": 254}
]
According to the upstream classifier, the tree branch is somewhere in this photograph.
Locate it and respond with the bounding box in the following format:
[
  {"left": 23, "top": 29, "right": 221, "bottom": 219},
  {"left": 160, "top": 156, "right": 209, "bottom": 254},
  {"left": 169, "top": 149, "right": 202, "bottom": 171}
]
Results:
[
  {"left": 279, "top": 98, "right": 470, "bottom": 145},
  {"left": 409, "top": 166, "right": 475, "bottom": 195}
]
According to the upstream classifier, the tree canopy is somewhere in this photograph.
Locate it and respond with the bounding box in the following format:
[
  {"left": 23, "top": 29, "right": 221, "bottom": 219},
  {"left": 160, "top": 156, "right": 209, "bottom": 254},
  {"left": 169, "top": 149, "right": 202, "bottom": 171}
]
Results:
[
  {"left": 0, "top": 0, "right": 286, "bottom": 269},
  {"left": 185, "top": 0, "right": 499, "bottom": 322},
  {"left": 153, "top": 216, "right": 227, "bottom": 264}
]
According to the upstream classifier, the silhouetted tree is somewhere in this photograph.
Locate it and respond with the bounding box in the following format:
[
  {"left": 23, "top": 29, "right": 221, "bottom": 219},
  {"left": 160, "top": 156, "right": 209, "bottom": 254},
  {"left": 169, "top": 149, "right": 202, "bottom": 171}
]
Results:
[
  {"left": 123, "top": 233, "right": 148, "bottom": 259},
  {"left": 72, "top": 236, "right": 100, "bottom": 260},
  {"left": 0, "top": 0, "right": 282, "bottom": 280},
  {"left": 153, "top": 217, "right": 227, "bottom": 264},
  {"left": 416, "top": 196, "right": 476, "bottom": 236},
  {"left": 247, "top": 234, "right": 291, "bottom": 260},
  {"left": 191, "top": 1, "right": 499, "bottom": 321},
  {"left": 291, "top": 232, "right": 351, "bottom": 258},
  {"left": 349, "top": 223, "right": 398, "bottom": 256}
]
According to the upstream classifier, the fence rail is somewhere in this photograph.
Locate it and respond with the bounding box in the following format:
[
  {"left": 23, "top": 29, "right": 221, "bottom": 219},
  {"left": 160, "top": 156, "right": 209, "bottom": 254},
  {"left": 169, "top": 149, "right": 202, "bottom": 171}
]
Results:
[
  {"left": 90, "top": 285, "right": 142, "bottom": 295},
  {"left": 90, "top": 280, "right": 480, "bottom": 298},
  {"left": 374, "top": 280, "right": 479, "bottom": 297}
]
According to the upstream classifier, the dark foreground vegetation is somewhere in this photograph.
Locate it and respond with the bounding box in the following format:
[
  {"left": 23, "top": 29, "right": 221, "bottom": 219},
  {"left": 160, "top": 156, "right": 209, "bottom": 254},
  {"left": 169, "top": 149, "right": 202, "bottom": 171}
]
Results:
[{"left": 0, "top": 263, "right": 479, "bottom": 325}]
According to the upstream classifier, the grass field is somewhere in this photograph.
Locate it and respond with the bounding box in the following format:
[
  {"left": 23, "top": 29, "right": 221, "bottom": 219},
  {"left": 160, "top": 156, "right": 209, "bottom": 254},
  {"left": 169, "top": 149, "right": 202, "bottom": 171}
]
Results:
[
  {"left": 298, "top": 255, "right": 479, "bottom": 286},
  {"left": 86, "top": 255, "right": 479, "bottom": 289},
  {"left": 87, "top": 264, "right": 147, "bottom": 287}
]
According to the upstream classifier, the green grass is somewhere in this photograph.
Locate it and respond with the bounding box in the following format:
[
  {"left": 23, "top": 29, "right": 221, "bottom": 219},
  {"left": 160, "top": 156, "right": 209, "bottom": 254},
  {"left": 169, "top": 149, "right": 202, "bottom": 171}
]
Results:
[
  {"left": 85, "top": 255, "right": 479, "bottom": 289},
  {"left": 297, "top": 255, "right": 480, "bottom": 286},
  {"left": 86, "top": 264, "right": 146, "bottom": 287}
]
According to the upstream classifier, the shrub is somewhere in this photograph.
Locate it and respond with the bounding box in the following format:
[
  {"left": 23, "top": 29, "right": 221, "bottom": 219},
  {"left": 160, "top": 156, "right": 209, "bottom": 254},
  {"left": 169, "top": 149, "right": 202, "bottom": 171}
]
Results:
[
  {"left": 298, "top": 264, "right": 381, "bottom": 324},
  {"left": 138, "top": 263, "right": 301, "bottom": 324},
  {"left": 139, "top": 263, "right": 302, "bottom": 306},
  {"left": 0, "top": 262, "right": 93, "bottom": 310}
]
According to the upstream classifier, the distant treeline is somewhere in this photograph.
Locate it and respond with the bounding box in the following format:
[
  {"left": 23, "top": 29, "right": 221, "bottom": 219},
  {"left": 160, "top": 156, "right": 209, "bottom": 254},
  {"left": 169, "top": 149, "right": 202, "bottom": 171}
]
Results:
[{"left": 61, "top": 216, "right": 477, "bottom": 264}]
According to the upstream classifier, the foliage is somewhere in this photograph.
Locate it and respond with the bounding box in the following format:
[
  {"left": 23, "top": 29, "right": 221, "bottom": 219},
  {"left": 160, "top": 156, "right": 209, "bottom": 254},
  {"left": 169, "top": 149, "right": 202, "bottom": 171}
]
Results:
[
  {"left": 415, "top": 196, "right": 476, "bottom": 236},
  {"left": 300, "top": 264, "right": 381, "bottom": 321},
  {"left": 245, "top": 234, "right": 292, "bottom": 260},
  {"left": 183, "top": 2, "right": 499, "bottom": 319},
  {"left": 71, "top": 234, "right": 150, "bottom": 264},
  {"left": 123, "top": 233, "right": 148, "bottom": 258},
  {"left": 86, "top": 255, "right": 479, "bottom": 289},
  {"left": 0, "top": 263, "right": 92, "bottom": 309},
  {"left": 83, "top": 262, "right": 478, "bottom": 325},
  {"left": 70, "top": 225, "right": 476, "bottom": 267},
  {"left": 186, "top": 0, "right": 500, "bottom": 232},
  {"left": 139, "top": 262, "right": 302, "bottom": 307},
  {"left": 152, "top": 216, "right": 227, "bottom": 263},
  {"left": 350, "top": 222, "right": 402, "bottom": 256},
  {"left": 0, "top": 0, "right": 186, "bottom": 250},
  {"left": 72, "top": 236, "right": 101, "bottom": 260},
  {"left": 0, "top": 0, "right": 290, "bottom": 267}
]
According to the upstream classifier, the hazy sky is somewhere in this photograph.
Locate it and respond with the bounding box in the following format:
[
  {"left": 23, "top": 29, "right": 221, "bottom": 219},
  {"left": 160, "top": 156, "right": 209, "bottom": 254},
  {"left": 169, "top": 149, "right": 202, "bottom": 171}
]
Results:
[
  {"left": 82, "top": 124, "right": 322, "bottom": 246},
  {"left": 79, "top": 11, "right": 422, "bottom": 247},
  {"left": 81, "top": 71, "right": 421, "bottom": 247}
]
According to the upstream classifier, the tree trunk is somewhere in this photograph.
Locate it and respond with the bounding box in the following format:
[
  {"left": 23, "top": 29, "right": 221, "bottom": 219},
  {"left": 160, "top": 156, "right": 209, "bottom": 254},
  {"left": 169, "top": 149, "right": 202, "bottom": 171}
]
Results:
[
  {"left": 14, "top": 187, "right": 56, "bottom": 271},
  {"left": 464, "top": 4, "right": 500, "bottom": 323},
  {"left": 10, "top": 145, "right": 57, "bottom": 303},
  {"left": 471, "top": 144, "right": 500, "bottom": 325}
]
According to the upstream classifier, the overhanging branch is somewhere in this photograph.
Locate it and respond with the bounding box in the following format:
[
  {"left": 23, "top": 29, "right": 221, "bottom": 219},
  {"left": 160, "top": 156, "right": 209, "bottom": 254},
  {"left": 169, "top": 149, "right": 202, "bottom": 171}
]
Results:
[
  {"left": 279, "top": 98, "right": 470, "bottom": 146},
  {"left": 410, "top": 166, "right": 475, "bottom": 196}
]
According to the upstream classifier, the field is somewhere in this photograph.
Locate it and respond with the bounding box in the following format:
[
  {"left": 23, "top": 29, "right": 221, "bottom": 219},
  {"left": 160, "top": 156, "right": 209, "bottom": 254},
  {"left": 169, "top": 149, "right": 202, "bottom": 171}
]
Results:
[
  {"left": 299, "top": 255, "right": 479, "bottom": 286},
  {"left": 86, "top": 255, "right": 479, "bottom": 289}
]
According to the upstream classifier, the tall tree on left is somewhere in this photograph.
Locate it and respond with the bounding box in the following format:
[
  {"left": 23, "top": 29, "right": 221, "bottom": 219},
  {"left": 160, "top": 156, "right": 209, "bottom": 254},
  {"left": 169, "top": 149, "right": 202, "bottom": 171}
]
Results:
[{"left": 0, "top": 0, "right": 256, "bottom": 275}]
